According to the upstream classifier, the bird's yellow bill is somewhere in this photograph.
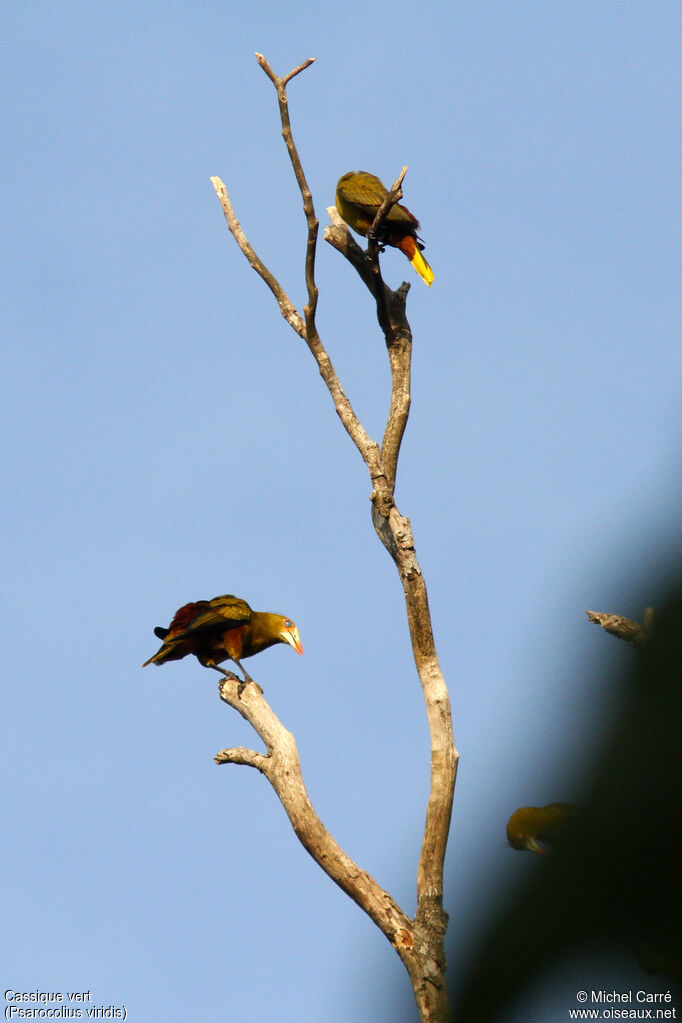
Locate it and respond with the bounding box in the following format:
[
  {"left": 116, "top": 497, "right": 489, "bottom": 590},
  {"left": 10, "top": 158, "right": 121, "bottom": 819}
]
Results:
[{"left": 283, "top": 625, "right": 304, "bottom": 656}]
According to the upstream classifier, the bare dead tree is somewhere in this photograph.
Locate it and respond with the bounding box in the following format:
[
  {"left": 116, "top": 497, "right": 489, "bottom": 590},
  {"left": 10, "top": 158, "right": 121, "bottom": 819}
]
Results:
[{"left": 211, "top": 54, "right": 457, "bottom": 1023}]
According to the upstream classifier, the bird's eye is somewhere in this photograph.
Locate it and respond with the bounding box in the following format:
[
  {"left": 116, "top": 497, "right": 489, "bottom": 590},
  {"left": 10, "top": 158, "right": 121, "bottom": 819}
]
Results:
[{"left": 285, "top": 620, "right": 292, "bottom": 628}]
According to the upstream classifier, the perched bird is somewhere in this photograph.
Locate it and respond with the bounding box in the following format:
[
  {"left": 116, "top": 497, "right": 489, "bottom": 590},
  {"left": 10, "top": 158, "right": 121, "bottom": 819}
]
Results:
[
  {"left": 142, "top": 594, "right": 303, "bottom": 683},
  {"left": 335, "top": 171, "right": 434, "bottom": 286},
  {"left": 506, "top": 803, "right": 580, "bottom": 855}
]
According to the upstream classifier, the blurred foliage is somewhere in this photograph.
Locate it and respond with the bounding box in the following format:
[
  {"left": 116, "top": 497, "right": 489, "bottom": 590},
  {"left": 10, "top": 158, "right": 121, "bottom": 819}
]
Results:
[{"left": 449, "top": 578, "right": 682, "bottom": 1021}]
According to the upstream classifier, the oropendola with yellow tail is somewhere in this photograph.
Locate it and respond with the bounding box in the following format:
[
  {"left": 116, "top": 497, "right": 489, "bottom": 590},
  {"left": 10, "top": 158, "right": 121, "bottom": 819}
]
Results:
[
  {"left": 142, "top": 594, "right": 303, "bottom": 684},
  {"left": 335, "top": 171, "right": 434, "bottom": 286}
]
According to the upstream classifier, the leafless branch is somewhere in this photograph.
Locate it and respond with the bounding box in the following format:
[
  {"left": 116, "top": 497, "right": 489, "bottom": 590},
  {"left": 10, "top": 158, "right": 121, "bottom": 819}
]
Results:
[
  {"left": 210, "top": 176, "right": 305, "bottom": 336},
  {"left": 367, "top": 165, "right": 408, "bottom": 254},
  {"left": 210, "top": 176, "right": 380, "bottom": 472},
  {"left": 324, "top": 208, "right": 412, "bottom": 491},
  {"left": 214, "top": 746, "right": 268, "bottom": 772},
  {"left": 255, "top": 52, "right": 316, "bottom": 88},
  {"left": 326, "top": 199, "right": 455, "bottom": 922},
  {"left": 211, "top": 55, "right": 456, "bottom": 1023},
  {"left": 587, "top": 608, "right": 653, "bottom": 648},
  {"left": 254, "top": 53, "right": 319, "bottom": 326},
  {"left": 325, "top": 206, "right": 382, "bottom": 294},
  {"left": 215, "top": 680, "right": 419, "bottom": 965}
]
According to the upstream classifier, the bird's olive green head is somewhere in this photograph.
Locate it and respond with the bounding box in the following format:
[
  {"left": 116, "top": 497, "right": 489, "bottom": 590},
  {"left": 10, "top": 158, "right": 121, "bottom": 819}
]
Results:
[
  {"left": 277, "top": 616, "right": 304, "bottom": 656},
  {"left": 506, "top": 804, "right": 579, "bottom": 855},
  {"left": 506, "top": 807, "right": 549, "bottom": 855},
  {"left": 248, "top": 611, "right": 304, "bottom": 657}
]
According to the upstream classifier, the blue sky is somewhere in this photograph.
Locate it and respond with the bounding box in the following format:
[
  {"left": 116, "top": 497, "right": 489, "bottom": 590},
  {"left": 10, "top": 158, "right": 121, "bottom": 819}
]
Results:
[{"left": 2, "top": 2, "right": 681, "bottom": 1020}]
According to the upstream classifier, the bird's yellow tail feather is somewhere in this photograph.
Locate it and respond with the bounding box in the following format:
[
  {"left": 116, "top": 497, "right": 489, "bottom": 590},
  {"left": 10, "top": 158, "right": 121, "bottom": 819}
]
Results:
[{"left": 399, "top": 236, "right": 434, "bottom": 286}]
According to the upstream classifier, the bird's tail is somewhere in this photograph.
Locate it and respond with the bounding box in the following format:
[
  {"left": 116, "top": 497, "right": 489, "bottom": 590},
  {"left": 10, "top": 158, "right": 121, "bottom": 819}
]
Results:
[
  {"left": 141, "top": 626, "right": 172, "bottom": 667},
  {"left": 398, "top": 236, "right": 434, "bottom": 286},
  {"left": 142, "top": 645, "right": 179, "bottom": 667}
]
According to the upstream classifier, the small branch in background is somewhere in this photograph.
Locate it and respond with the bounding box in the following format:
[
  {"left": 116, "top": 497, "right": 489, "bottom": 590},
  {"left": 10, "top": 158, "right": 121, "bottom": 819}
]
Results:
[
  {"left": 586, "top": 608, "right": 653, "bottom": 648},
  {"left": 214, "top": 746, "right": 269, "bottom": 772},
  {"left": 325, "top": 205, "right": 412, "bottom": 491},
  {"left": 214, "top": 680, "right": 418, "bottom": 963},
  {"left": 254, "top": 53, "right": 319, "bottom": 326},
  {"left": 365, "top": 166, "right": 408, "bottom": 330},
  {"left": 210, "top": 176, "right": 305, "bottom": 336},
  {"left": 255, "top": 52, "right": 316, "bottom": 88},
  {"left": 367, "top": 165, "right": 408, "bottom": 251},
  {"left": 325, "top": 207, "right": 381, "bottom": 295},
  {"left": 211, "top": 72, "right": 379, "bottom": 477}
]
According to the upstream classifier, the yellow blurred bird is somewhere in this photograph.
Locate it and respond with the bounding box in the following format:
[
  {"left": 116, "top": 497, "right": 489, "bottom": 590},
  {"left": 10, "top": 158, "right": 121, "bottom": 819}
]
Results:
[{"left": 506, "top": 804, "right": 580, "bottom": 856}]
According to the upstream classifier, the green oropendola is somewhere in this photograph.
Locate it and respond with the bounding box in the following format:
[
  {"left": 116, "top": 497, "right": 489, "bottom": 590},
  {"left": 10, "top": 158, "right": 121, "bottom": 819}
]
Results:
[
  {"left": 142, "top": 594, "right": 303, "bottom": 683},
  {"left": 506, "top": 803, "right": 580, "bottom": 855},
  {"left": 335, "top": 170, "right": 434, "bottom": 286}
]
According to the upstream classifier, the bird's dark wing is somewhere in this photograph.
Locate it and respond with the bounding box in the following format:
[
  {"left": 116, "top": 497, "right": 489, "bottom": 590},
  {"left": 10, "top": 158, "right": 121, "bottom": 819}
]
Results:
[
  {"left": 340, "top": 175, "right": 419, "bottom": 231},
  {"left": 172, "top": 594, "right": 253, "bottom": 639},
  {"left": 337, "top": 173, "right": 386, "bottom": 217}
]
